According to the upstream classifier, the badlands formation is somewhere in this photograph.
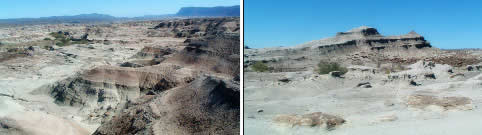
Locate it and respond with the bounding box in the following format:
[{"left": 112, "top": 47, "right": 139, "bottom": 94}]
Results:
[
  {"left": 0, "top": 17, "right": 240, "bottom": 135},
  {"left": 244, "top": 26, "right": 482, "bottom": 134}
]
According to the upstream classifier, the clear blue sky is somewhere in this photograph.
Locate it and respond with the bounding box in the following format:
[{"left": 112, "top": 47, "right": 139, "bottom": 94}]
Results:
[
  {"left": 245, "top": 0, "right": 482, "bottom": 49},
  {"left": 0, "top": 0, "right": 239, "bottom": 19}
]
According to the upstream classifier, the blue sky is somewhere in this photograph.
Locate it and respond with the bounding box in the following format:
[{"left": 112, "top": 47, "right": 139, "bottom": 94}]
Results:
[
  {"left": 245, "top": 0, "right": 482, "bottom": 49},
  {"left": 0, "top": 0, "right": 239, "bottom": 19}
]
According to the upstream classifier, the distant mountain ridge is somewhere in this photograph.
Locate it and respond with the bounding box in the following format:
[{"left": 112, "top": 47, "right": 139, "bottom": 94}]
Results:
[
  {"left": 176, "top": 5, "right": 240, "bottom": 16},
  {"left": 0, "top": 5, "right": 240, "bottom": 26},
  {"left": 0, "top": 13, "right": 120, "bottom": 26}
]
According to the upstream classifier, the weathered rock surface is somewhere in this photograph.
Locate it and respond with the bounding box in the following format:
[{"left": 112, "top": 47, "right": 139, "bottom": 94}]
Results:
[
  {"left": 244, "top": 26, "right": 438, "bottom": 72},
  {"left": 273, "top": 112, "right": 345, "bottom": 130},
  {"left": 407, "top": 94, "right": 472, "bottom": 110},
  {"left": 93, "top": 75, "right": 240, "bottom": 135},
  {"left": 0, "top": 17, "right": 240, "bottom": 135},
  {"left": 149, "top": 17, "right": 239, "bottom": 38}
]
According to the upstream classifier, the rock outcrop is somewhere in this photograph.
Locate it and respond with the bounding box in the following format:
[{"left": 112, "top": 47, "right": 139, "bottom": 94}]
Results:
[
  {"left": 273, "top": 112, "right": 345, "bottom": 130},
  {"left": 92, "top": 75, "right": 240, "bottom": 135},
  {"left": 244, "top": 26, "right": 437, "bottom": 72},
  {"left": 148, "top": 18, "right": 239, "bottom": 38},
  {"left": 406, "top": 94, "right": 472, "bottom": 111}
]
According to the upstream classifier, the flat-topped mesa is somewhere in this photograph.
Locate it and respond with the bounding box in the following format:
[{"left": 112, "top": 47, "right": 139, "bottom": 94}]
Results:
[
  {"left": 244, "top": 26, "right": 438, "bottom": 72},
  {"left": 336, "top": 26, "right": 381, "bottom": 37},
  {"left": 295, "top": 26, "right": 431, "bottom": 50}
]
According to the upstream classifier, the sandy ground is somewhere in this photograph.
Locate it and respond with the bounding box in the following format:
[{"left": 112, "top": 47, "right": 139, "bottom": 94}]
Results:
[{"left": 244, "top": 62, "right": 482, "bottom": 135}]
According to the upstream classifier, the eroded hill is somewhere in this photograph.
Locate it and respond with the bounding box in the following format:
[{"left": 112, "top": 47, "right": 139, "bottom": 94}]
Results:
[{"left": 0, "top": 17, "right": 240, "bottom": 135}]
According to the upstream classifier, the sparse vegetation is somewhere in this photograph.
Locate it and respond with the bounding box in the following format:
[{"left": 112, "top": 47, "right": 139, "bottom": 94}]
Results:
[
  {"left": 251, "top": 61, "right": 269, "bottom": 72},
  {"left": 72, "top": 39, "right": 88, "bottom": 44},
  {"left": 49, "top": 32, "right": 66, "bottom": 39},
  {"left": 48, "top": 32, "right": 88, "bottom": 46},
  {"left": 317, "top": 60, "right": 348, "bottom": 75},
  {"left": 42, "top": 45, "right": 52, "bottom": 50},
  {"left": 381, "top": 63, "right": 406, "bottom": 74}
]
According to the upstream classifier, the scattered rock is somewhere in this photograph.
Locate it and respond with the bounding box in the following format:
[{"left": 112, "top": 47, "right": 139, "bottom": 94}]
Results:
[
  {"left": 384, "top": 100, "right": 395, "bottom": 107},
  {"left": 423, "top": 61, "right": 435, "bottom": 69},
  {"left": 448, "top": 69, "right": 453, "bottom": 73},
  {"left": 407, "top": 94, "right": 472, "bottom": 110},
  {"left": 119, "top": 62, "right": 144, "bottom": 68},
  {"left": 450, "top": 73, "right": 465, "bottom": 78},
  {"left": 409, "top": 80, "right": 421, "bottom": 86},
  {"left": 377, "top": 114, "right": 398, "bottom": 122},
  {"left": 278, "top": 78, "right": 291, "bottom": 83},
  {"left": 330, "top": 71, "right": 343, "bottom": 78},
  {"left": 424, "top": 73, "right": 436, "bottom": 79},
  {"left": 273, "top": 112, "right": 345, "bottom": 130},
  {"left": 468, "top": 65, "right": 474, "bottom": 71},
  {"left": 257, "top": 109, "right": 264, "bottom": 113},
  {"left": 356, "top": 82, "right": 372, "bottom": 88},
  {"left": 146, "top": 90, "right": 156, "bottom": 95}
]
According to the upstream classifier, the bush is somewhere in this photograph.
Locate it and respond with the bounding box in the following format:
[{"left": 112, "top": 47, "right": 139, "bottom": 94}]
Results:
[
  {"left": 251, "top": 61, "right": 269, "bottom": 72},
  {"left": 60, "top": 38, "right": 70, "bottom": 46},
  {"left": 43, "top": 38, "right": 51, "bottom": 40},
  {"left": 56, "top": 42, "right": 65, "bottom": 46},
  {"left": 49, "top": 32, "right": 66, "bottom": 39},
  {"left": 317, "top": 60, "right": 348, "bottom": 75},
  {"left": 72, "top": 39, "right": 88, "bottom": 44}
]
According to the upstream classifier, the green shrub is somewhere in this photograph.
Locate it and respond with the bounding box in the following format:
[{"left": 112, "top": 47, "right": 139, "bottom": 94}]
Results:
[
  {"left": 72, "top": 39, "right": 88, "bottom": 44},
  {"left": 317, "top": 60, "right": 348, "bottom": 75},
  {"left": 49, "top": 32, "right": 66, "bottom": 39},
  {"left": 43, "top": 45, "right": 52, "bottom": 50},
  {"left": 251, "top": 61, "right": 269, "bottom": 72},
  {"left": 56, "top": 42, "right": 65, "bottom": 46},
  {"left": 43, "top": 38, "right": 51, "bottom": 40},
  {"left": 60, "top": 38, "right": 70, "bottom": 46}
]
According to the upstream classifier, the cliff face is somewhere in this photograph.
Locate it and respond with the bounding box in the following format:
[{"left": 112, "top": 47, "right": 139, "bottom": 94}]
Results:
[
  {"left": 244, "top": 26, "right": 438, "bottom": 72},
  {"left": 148, "top": 17, "right": 239, "bottom": 38}
]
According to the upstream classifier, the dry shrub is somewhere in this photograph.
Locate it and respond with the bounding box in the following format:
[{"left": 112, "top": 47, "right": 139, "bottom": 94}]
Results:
[
  {"left": 317, "top": 60, "right": 347, "bottom": 75},
  {"left": 251, "top": 61, "right": 268, "bottom": 72}
]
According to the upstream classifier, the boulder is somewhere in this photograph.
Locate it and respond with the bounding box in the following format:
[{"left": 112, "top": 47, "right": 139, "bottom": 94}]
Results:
[
  {"left": 356, "top": 82, "right": 372, "bottom": 88},
  {"left": 409, "top": 80, "right": 421, "bottom": 86},
  {"left": 448, "top": 69, "right": 453, "bottom": 73},
  {"left": 330, "top": 71, "right": 343, "bottom": 78},
  {"left": 424, "top": 73, "right": 436, "bottom": 79},
  {"left": 257, "top": 109, "right": 264, "bottom": 113},
  {"left": 468, "top": 65, "right": 474, "bottom": 71},
  {"left": 278, "top": 78, "right": 291, "bottom": 83}
]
